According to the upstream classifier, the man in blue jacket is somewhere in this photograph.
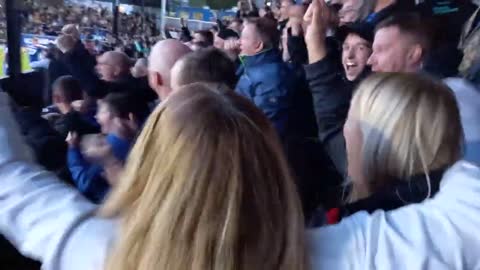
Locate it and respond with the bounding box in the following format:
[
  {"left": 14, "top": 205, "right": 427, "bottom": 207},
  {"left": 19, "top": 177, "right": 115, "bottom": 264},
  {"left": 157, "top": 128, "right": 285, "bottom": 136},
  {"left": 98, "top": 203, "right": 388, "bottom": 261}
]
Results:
[
  {"left": 236, "top": 17, "right": 301, "bottom": 140},
  {"left": 236, "top": 17, "right": 340, "bottom": 218}
]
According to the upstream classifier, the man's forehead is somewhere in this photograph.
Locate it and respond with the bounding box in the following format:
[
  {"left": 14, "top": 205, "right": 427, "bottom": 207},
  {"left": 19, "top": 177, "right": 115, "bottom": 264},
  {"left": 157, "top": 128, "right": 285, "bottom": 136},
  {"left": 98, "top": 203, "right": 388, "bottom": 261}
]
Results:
[
  {"left": 375, "top": 26, "right": 403, "bottom": 41},
  {"left": 344, "top": 33, "right": 371, "bottom": 46}
]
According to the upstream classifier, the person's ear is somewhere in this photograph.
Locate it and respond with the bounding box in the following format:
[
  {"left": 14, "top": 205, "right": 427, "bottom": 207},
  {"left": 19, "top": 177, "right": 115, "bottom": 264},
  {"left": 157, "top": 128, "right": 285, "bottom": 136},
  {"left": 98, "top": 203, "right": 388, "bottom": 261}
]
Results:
[
  {"left": 255, "top": 40, "right": 264, "bottom": 53},
  {"left": 148, "top": 71, "right": 163, "bottom": 89},
  {"left": 408, "top": 44, "right": 423, "bottom": 66}
]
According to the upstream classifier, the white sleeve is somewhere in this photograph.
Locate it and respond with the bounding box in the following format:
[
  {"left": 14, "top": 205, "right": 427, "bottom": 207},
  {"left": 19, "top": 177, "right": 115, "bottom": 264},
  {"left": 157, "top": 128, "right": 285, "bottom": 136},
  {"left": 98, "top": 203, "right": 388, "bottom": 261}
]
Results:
[
  {"left": 308, "top": 162, "right": 480, "bottom": 270},
  {"left": 0, "top": 93, "right": 98, "bottom": 267},
  {"left": 307, "top": 213, "right": 368, "bottom": 270}
]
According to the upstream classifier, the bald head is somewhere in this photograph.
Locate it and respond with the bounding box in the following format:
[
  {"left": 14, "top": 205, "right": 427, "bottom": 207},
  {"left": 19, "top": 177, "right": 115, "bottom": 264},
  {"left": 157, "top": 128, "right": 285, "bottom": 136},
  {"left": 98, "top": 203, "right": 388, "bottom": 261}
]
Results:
[
  {"left": 56, "top": 34, "right": 76, "bottom": 53},
  {"left": 148, "top": 39, "right": 192, "bottom": 100},
  {"left": 96, "top": 51, "right": 133, "bottom": 82},
  {"left": 62, "top": 24, "right": 80, "bottom": 41}
]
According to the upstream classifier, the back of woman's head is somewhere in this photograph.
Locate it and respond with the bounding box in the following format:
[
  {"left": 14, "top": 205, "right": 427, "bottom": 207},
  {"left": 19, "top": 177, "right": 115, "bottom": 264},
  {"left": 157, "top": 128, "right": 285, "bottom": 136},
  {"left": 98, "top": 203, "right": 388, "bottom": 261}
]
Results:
[
  {"left": 348, "top": 73, "right": 463, "bottom": 200},
  {"left": 100, "top": 83, "right": 306, "bottom": 270}
]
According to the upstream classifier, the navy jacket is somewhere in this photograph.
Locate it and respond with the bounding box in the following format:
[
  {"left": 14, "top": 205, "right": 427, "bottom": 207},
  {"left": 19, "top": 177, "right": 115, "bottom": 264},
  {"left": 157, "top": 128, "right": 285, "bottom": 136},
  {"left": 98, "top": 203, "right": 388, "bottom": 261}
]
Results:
[
  {"left": 67, "top": 134, "right": 131, "bottom": 204},
  {"left": 236, "top": 49, "right": 298, "bottom": 139},
  {"left": 236, "top": 49, "right": 344, "bottom": 217}
]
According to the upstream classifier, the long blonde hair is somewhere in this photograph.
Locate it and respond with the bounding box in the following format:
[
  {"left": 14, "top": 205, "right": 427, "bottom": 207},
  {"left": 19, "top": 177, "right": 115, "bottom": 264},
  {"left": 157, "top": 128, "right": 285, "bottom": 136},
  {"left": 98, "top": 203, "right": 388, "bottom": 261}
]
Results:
[
  {"left": 100, "top": 83, "right": 307, "bottom": 270},
  {"left": 348, "top": 73, "right": 463, "bottom": 201}
]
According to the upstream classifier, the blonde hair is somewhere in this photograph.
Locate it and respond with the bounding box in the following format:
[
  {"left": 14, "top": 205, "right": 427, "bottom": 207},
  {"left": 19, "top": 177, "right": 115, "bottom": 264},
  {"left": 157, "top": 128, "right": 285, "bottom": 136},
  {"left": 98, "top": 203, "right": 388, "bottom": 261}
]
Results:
[
  {"left": 348, "top": 73, "right": 463, "bottom": 201},
  {"left": 100, "top": 83, "right": 307, "bottom": 270}
]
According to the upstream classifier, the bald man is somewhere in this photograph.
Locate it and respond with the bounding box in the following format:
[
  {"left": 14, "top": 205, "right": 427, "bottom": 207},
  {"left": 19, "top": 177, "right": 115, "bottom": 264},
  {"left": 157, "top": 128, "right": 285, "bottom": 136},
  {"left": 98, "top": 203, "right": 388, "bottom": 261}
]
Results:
[
  {"left": 61, "top": 39, "right": 156, "bottom": 102},
  {"left": 96, "top": 51, "right": 132, "bottom": 82},
  {"left": 148, "top": 39, "right": 192, "bottom": 100}
]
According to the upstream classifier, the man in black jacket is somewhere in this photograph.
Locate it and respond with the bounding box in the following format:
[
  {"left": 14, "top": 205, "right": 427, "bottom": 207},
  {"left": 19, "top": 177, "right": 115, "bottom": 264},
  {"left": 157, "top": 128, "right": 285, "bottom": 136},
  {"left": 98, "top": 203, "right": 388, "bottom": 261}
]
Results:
[
  {"left": 304, "top": 0, "right": 373, "bottom": 177},
  {"left": 58, "top": 33, "right": 156, "bottom": 103}
]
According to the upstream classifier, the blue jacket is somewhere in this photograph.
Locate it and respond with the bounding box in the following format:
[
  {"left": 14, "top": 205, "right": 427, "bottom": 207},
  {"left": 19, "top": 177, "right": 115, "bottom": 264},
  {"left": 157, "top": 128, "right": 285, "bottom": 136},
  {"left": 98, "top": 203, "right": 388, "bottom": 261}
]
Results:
[
  {"left": 236, "top": 49, "right": 295, "bottom": 139},
  {"left": 67, "top": 134, "right": 131, "bottom": 204}
]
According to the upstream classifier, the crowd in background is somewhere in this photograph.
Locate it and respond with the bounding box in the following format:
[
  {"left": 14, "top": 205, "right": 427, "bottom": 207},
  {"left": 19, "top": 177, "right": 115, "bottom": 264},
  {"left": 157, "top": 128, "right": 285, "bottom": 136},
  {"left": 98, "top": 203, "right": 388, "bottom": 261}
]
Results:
[{"left": 1, "top": 0, "right": 480, "bottom": 269}]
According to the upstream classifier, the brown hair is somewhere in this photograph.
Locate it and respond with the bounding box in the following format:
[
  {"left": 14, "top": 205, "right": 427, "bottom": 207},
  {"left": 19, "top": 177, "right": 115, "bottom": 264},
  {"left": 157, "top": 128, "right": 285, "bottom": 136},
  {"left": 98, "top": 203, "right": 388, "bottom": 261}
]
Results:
[
  {"left": 52, "top": 75, "right": 82, "bottom": 103},
  {"left": 172, "top": 48, "right": 238, "bottom": 89},
  {"left": 376, "top": 13, "right": 432, "bottom": 56},
  {"left": 246, "top": 17, "right": 280, "bottom": 50},
  {"left": 100, "top": 83, "right": 307, "bottom": 270}
]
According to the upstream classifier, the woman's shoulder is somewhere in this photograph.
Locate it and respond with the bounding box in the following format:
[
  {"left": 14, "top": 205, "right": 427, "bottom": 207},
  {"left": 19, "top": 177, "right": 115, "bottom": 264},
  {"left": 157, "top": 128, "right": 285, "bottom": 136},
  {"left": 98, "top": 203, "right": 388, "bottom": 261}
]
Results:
[
  {"left": 307, "top": 161, "right": 480, "bottom": 270},
  {"left": 56, "top": 217, "right": 118, "bottom": 270}
]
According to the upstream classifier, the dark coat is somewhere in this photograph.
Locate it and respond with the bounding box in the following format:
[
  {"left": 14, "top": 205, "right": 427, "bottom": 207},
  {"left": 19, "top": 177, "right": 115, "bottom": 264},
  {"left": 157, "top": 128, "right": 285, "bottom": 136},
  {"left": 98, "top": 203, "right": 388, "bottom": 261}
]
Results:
[
  {"left": 310, "top": 169, "right": 446, "bottom": 227},
  {"left": 236, "top": 49, "right": 343, "bottom": 218},
  {"left": 304, "top": 51, "right": 370, "bottom": 178},
  {"left": 236, "top": 49, "right": 308, "bottom": 140},
  {"left": 63, "top": 42, "right": 156, "bottom": 102}
]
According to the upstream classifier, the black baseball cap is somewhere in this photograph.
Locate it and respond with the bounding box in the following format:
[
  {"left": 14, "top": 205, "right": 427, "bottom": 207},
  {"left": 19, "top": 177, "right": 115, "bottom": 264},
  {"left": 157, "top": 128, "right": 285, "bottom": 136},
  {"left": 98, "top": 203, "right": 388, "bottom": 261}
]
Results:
[
  {"left": 336, "top": 22, "right": 374, "bottom": 44},
  {"left": 218, "top": 28, "right": 240, "bottom": 40}
]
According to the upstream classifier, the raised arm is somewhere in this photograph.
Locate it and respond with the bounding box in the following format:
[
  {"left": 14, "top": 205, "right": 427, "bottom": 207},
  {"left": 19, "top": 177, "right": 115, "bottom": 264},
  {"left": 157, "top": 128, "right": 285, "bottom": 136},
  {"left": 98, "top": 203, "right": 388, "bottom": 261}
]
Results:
[
  {"left": 303, "top": 0, "right": 350, "bottom": 175},
  {"left": 0, "top": 92, "right": 98, "bottom": 266}
]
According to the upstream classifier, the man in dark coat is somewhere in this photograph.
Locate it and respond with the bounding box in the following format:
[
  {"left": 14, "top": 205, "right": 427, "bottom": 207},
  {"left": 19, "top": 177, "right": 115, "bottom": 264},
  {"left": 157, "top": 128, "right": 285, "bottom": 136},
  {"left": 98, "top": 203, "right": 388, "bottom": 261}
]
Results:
[
  {"left": 236, "top": 17, "right": 340, "bottom": 217},
  {"left": 57, "top": 34, "right": 156, "bottom": 103},
  {"left": 304, "top": 0, "right": 374, "bottom": 177},
  {"left": 236, "top": 17, "right": 317, "bottom": 140}
]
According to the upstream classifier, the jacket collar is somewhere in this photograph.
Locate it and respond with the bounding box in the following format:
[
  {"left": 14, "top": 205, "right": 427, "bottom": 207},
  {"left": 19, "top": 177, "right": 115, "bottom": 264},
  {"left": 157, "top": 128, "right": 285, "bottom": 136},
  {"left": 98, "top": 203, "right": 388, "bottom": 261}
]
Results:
[
  {"left": 239, "top": 49, "right": 282, "bottom": 68},
  {"left": 341, "top": 168, "right": 447, "bottom": 217}
]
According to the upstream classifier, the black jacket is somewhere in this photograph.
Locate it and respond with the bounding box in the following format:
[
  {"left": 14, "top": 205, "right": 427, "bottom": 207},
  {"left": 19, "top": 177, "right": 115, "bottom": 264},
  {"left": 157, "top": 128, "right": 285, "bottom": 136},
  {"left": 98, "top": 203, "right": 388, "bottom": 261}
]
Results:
[
  {"left": 63, "top": 46, "right": 156, "bottom": 102},
  {"left": 309, "top": 169, "right": 446, "bottom": 227},
  {"left": 14, "top": 108, "right": 68, "bottom": 173},
  {"left": 304, "top": 51, "right": 370, "bottom": 178}
]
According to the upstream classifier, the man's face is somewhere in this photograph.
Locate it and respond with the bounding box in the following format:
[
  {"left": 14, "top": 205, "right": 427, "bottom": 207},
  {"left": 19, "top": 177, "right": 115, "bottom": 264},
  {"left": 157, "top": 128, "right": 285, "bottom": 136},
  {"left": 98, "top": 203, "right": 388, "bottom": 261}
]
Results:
[
  {"left": 342, "top": 33, "right": 372, "bottom": 81},
  {"left": 367, "top": 26, "right": 418, "bottom": 73},
  {"left": 96, "top": 54, "right": 116, "bottom": 82},
  {"left": 280, "top": 0, "right": 293, "bottom": 20},
  {"left": 240, "top": 24, "right": 262, "bottom": 56}
]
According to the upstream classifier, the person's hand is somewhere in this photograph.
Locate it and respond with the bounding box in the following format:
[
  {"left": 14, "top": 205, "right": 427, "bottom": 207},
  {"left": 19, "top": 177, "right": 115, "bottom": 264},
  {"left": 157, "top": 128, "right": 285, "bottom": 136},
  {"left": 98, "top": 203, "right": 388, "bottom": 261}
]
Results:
[
  {"left": 71, "top": 100, "right": 84, "bottom": 112},
  {"left": 289, "top": 18, "right": 303, "bottom": 37},
  {"left": 180, "top": 17, "right": 188, "bottom": 28},
  {"left": 81, "top": 134, "right": 123, "bottom": 186},
  {"left": 303, "top": 0, "right": 333, "bottom": 63},
  {"left": 81, "top": 134, "right": 116, "bottom": 164},
  {"left": 66, "top": 132, "right": 80, "bottom": 148},
  {"left": 42, "top": 112, "right": 61, "bottom": 122},
  {"left": 224, "top": 39, "right": 241, "bottom": 53}
]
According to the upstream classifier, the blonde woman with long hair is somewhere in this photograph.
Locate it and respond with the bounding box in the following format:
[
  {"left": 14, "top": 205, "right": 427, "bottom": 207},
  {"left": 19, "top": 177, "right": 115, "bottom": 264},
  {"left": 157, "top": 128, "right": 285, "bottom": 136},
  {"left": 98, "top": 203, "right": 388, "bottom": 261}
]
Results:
[
  {"left": 0, "top": 84, "right": 306, "bottom": 270},
  {"left": 315, "top": 73, "right": 463, "bottom": 225}
]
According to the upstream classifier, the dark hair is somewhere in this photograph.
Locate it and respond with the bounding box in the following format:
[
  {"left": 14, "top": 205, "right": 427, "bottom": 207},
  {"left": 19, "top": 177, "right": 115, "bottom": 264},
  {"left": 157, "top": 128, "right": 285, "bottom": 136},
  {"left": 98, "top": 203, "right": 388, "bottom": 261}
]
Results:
[
  {"left": 191, "top": 40, "right": 211, "bottom": 49},
  {"left": 52, "top": 75, "right": 83, "bottom": 103},
  {"left": 376, "top": 13, "right": 432, "bottom": 54},
  {"left": 175, "top": 47, "right": 238, "bottom": 89},
  {"left": 231, "top": 18, "right": 244, "bottom": 25},
  {"left": 246, "top": 17, "right": 280, "bottom": 50},
  {"left": 101, "top": 92, "right": 150, "bottom": 123},
  {"left": 194, "top": 30, "right": 214, "bottom": 46}
]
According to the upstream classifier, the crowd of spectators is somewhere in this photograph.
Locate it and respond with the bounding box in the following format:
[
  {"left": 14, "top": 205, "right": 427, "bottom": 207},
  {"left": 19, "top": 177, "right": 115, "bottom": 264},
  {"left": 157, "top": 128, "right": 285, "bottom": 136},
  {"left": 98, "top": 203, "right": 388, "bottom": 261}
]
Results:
[{"left": 1, "top": 0, "right": 480, "bottom": 269}]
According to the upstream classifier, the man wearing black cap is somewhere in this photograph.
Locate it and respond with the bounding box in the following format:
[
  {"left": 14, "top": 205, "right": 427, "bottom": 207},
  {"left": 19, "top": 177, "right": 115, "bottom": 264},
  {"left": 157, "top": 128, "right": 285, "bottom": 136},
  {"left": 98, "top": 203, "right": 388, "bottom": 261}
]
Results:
[{"left": 303, "top": 0, "right": 373, "bottom": 177}]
